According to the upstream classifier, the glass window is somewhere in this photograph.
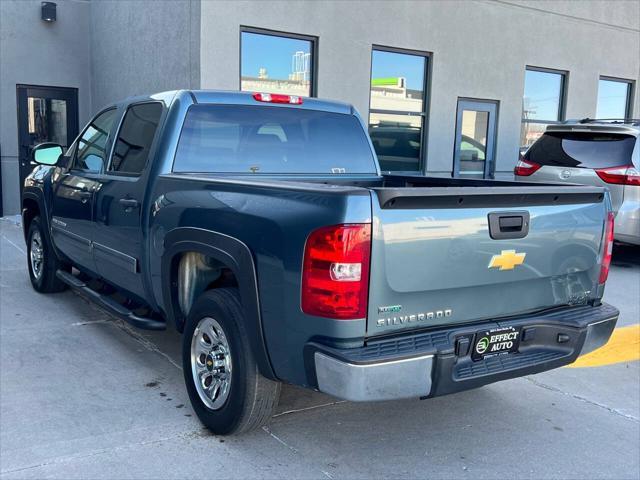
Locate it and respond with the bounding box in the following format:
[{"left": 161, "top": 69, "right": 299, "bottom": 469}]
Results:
[
  {"left": 368, "top": 48, "right": 428, "bottom": 172},
  {"left": 173, "top": 105, "right": 377, "bottom": 175},
  {"left": 459, "top": 110, "right": 489, "bottom": 176},
  {"left": 240, "top": 30, "right": 315, "bottom": 97},
  {"left": 597, "top": 78, "right": 632, "bottom": 119},
  {"left": 524, "top": 132, "right": 636, "bottom": 169},
  {"left": 521, "top": 68, "right": 566, "bottom": 148},
  {"left": 73, "top": 109, "right": 118, "bottom": 172},
  {"left": 110, "top": 103, "right": 163, "bottom": 174},
  {"left": 27, "top": 97, "right": 68, "bottom": 147}
]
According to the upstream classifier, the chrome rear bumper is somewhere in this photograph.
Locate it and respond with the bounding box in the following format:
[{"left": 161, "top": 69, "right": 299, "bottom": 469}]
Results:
[
  {"left": 314, "top": 352, "right": 433, "bottom": 402},
  {"left": 312, "top": 304, "right": 618, "bottom": 402}
]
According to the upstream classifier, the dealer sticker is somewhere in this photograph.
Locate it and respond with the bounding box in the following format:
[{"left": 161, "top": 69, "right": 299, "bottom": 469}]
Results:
[{"left": 471, "top": 326, "right": 521, "bottom": 361}]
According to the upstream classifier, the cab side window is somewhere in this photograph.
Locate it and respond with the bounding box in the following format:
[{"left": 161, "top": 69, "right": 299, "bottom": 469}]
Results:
[
  {"left": 73, "top": 109, "right": 118, "bottom": 173},
  {"left": 109, "top": 103, "right": 163, "bottom": 175}
]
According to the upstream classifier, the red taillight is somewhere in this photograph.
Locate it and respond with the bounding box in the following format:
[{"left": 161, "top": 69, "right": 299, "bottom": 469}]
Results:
[
  {"left": 253, "top": 92, "right": 303, "bottom": 105},
  {"left": 595, "top": 165, "right": 640, "bottom": 186},
  {"left": 301, "top": 224, "right": 371, "bottom": 320},
  {"left": 599, "top": 211, "right": 615, "bottom": 284},
  {"left": 514, "top": 156, "right": 542, "bottom": 176}
]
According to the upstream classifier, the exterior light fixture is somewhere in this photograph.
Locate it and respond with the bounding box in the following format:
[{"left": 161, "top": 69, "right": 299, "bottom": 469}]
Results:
[{"left": 41, "top": 2, "right": 56, "bottom": 22}]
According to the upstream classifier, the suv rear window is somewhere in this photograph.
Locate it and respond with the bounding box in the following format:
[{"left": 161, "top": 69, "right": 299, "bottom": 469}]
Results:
[
  {"left": 174, "top": 105, "right": 377, "bottom": 174},
  {"left": 525, "top": 131, "right": 636, "bottom": 169}
]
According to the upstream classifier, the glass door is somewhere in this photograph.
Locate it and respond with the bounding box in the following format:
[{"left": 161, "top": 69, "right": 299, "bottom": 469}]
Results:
[
  {"left": 16, "top": 85, "right": 79, "bottom": 194},
  {"left": 453, "top": 99, "right": 498, "bottom": 179}
]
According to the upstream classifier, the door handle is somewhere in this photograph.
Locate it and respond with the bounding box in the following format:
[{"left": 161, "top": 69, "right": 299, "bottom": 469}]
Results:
[
  {"left": 488, "top": 211, "right": 530, "bottom": 240},
  {"left": 119, "top": 198, "right": 140, "bottom": 211}
]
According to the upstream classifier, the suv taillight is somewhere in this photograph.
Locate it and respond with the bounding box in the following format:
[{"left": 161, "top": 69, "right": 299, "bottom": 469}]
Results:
[
  {"left": 301, "top": 224, "right": 371, "bottom": 319},
  {"left": 599, "top": 212, "right": 615, "bottom": 284},
  {"left": 595, "top": 165, "right": 640, "bottom": 186},
  {"left": 514, "top": 156, "right": 542, "bottom": 176}
]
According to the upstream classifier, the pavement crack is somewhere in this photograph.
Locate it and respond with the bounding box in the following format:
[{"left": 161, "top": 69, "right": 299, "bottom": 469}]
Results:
[
  {"left": 272, "top": 400, "right": 347, "bottom": 418},
  {"left": 73, "top": 291, "right": 182, "bottom": 371},
  {"left": 524, "top": 376, "right": 640, "bottom": 423},
  {"left": 262, "top": 426, "right": 343, "bottom": 480},
  {"left": 261, "top": 425, "right": 299, "bottom": 454},
  {"left": 1, "top": 234, "right": 26, "bottom": 255},
  {"left": 70, "top": 319, "right": 112, "bottom": 326},
  {"left": 112, "top": 319, "right": 182, "bottom": 371}
]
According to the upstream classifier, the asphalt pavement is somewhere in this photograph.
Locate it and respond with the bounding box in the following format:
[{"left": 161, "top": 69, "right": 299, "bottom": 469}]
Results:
[{"left": 1, "top": 216, "right": 638, "bottom": 479}]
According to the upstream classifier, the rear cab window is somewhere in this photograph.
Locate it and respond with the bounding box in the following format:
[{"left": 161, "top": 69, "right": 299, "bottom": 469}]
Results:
[
  {"left": 173, "top": 105, "right": 377, "bottom": 174},
  {"left": 109, "top": 102, "right": 163, "bottom": 175},
  {"left": 525, "top": 131, "right": 637, "bottom": 169}
]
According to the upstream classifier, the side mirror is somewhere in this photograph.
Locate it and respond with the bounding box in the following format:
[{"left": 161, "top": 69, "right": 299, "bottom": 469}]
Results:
[{"left": 32, "top": 143, "right": 63, "bottom": 166}]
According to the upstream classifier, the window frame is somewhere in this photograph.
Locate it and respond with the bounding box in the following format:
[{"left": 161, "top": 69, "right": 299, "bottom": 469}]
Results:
[
  {"left": 452, "top": 97, "right": 499, "bottom": 179},
  {"left": 367, "top": 44, "right": 432, "bottom": 174},
  {"left": 521, "top": 65, "right": 568, "bottom": 126},
  {"left": 597, "top": 76, "right": 635, "bottom": 119},
  {"left": 69, "top": 107, "right": 118, "bottom": 174},
  {"left": 104, "top": 100, "right": 165, "bottom": 178},
  {"left": 520, "top": 66, "right": 568, "bottom": 149},
  {"left": 239, "top": 26, "right": 319, "bottom": 98}
]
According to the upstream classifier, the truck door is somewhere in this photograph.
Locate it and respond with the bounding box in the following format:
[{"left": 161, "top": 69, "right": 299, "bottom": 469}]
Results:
[
  {"left": 92, "top": 102, "right": 164, "bottom": 299},
  {"left": 50, "top": 108, "right": 119, "bottom": 273}
]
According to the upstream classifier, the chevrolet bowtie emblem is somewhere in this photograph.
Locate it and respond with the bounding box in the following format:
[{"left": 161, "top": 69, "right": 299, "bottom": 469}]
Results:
[{"left": 488, "top": 250, "right": 526, "bottom": 271}]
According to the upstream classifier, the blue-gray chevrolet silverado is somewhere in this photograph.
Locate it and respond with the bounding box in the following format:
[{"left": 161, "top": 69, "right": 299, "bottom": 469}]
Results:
[{"left": 22, "top": 90, "right": 619, "bottom": 435}]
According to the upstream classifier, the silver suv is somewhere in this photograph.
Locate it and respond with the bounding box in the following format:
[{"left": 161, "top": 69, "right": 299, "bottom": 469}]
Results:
[{"left": 516, "top": 119, "right": 640, "bottom": 245}]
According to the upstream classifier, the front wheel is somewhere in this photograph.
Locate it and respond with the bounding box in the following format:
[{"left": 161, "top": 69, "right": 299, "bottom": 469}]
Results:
[
  {"left": 182, "top": 288, "right": 280, "bottom": 435},
  {"left": 27, "top": 216, "right": 68, "bottom": 293}
]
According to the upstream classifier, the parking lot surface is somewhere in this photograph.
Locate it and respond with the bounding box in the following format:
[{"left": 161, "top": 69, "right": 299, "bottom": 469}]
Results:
[{"left": 1, "top": 216, "right": 638, "bottom": 479}]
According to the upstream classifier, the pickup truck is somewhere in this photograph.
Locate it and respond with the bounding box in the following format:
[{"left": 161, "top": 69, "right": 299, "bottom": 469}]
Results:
[{"left": 22, "top": 90, "right": 619, "bottom": 435}]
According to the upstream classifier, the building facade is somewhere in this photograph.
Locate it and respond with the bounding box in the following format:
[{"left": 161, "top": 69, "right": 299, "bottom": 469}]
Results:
[{"left": 1, "top": 0, "right": 638, "bottom": 215}]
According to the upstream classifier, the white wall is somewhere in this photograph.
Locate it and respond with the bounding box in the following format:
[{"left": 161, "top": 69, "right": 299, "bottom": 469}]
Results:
[
  {"left": 200, "top": 0, "right": 640, "bottom": 177},
  {"left": 89, "top": 0, "right": 200, "bottom": 111}
]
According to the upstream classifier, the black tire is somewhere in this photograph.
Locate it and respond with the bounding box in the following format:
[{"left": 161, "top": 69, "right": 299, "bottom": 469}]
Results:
[
  {"left": 26, "top": 216, "right": 68, "bottom": 293},
  {"left": 182, "top": 288, "right": 281, "bottom": 435}
]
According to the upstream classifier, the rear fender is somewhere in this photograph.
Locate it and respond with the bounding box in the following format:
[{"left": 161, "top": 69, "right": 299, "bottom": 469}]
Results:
[{"left": 161, "top": 227, "right": 276, "bottom": 380}]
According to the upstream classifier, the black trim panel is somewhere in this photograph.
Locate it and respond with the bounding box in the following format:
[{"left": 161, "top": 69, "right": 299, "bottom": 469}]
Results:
[{"left": 374, "top": 185, "right": 605, "bottom": 209}]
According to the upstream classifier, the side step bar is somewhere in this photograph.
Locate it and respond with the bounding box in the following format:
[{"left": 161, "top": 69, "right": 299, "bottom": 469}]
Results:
[{"left": 56, "top": 270, "right": 166, "bottom": 331}]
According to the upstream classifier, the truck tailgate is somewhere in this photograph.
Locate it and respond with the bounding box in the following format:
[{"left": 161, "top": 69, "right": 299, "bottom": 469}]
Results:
[{"left": 367, "top": 185, "right": 608, "bottom": 336}]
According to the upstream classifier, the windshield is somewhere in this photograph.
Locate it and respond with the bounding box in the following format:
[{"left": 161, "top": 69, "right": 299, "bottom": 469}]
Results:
[
  {"left": 525, "top": 131, "right": 636, "bottom": 169},
  {"left": 174, "top": 105, "right": 377, "bottom": 174}
]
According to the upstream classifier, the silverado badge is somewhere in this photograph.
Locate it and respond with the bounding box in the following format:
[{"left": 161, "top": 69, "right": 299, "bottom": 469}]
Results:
[{"left": 488, "top": 250, "right": 526, "bottom": 271}]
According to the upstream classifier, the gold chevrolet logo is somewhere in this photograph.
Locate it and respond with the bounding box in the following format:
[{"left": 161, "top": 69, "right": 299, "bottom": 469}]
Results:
[{"left": 488, "top": 250, "right": 526, "bottom": 271}]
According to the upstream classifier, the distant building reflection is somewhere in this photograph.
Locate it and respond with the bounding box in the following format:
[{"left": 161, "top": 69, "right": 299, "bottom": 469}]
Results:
[{"left": 241, "top": 51, "right": 311, "bottom": 96}]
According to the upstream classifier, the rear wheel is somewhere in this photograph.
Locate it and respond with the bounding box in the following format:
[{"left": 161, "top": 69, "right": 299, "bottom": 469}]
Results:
[
  {"left": 27, "top": 216, "right": 68, "bottom": 293},
  {"left": 182, "top": 288, "right": 280, "bottom": 435}
]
